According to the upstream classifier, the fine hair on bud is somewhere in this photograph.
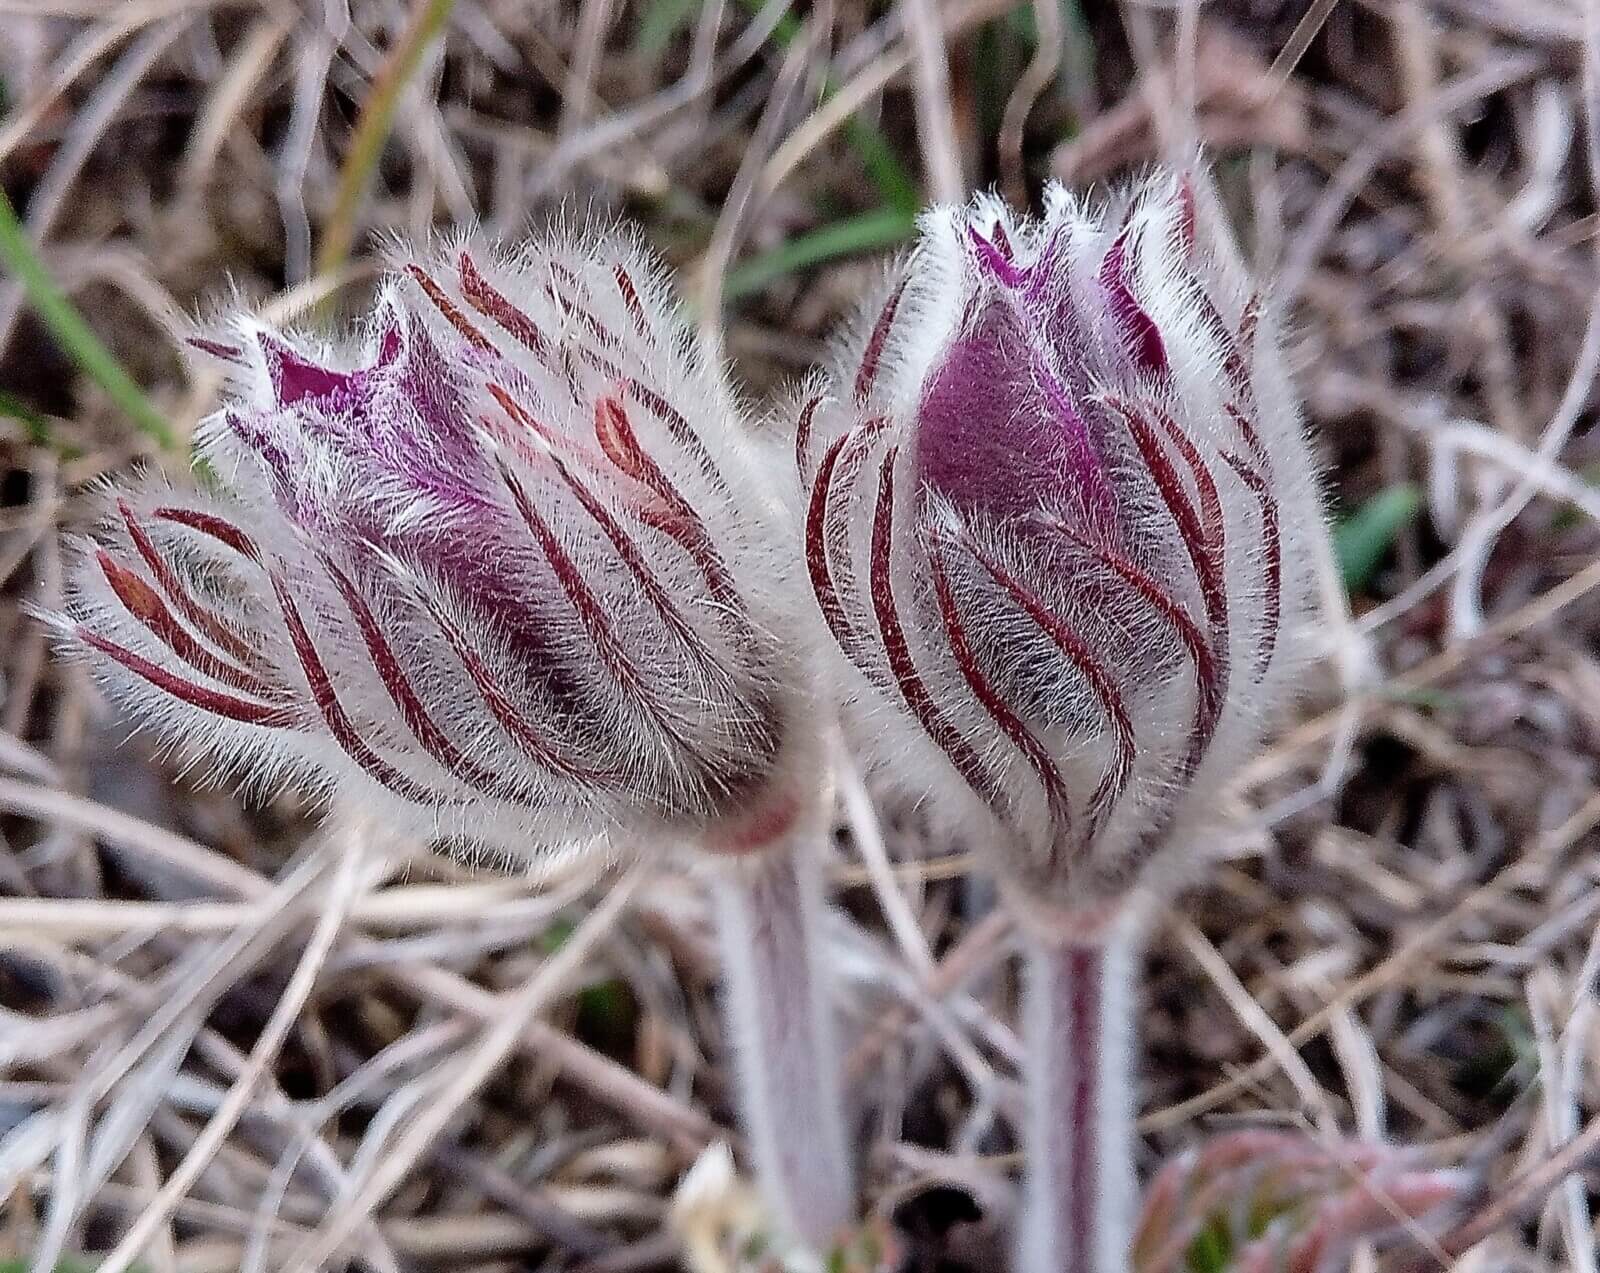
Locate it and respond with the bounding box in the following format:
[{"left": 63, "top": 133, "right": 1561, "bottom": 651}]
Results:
[
  {"left": 790, "top": 168, "right": 1324, "bottom": 915},
  {"left": 53, "top": 224, "right": 811, "bottom": 863}
]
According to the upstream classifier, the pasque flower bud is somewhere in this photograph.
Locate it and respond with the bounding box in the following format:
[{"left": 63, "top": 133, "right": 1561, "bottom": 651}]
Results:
[
  {"left": 58, "top": 231, "right": 804, "bottom": 856},
  {"left": 793, "top": 173, "right": 1321, "bottom": 915},
  {"left": 792, "top": 171, "right": 1327, "bottom": 1273},
  {"left": 52, "top": 229, "right": 850, "bottom": 1251}
]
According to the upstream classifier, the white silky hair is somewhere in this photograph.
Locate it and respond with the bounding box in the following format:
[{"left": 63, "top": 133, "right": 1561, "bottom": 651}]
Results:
[
  {"left": 54, "top": 224, "right": 811, "bottom": 864},
  {"left": 788, "top": 168, "right": 1328, "bottom": 915}
]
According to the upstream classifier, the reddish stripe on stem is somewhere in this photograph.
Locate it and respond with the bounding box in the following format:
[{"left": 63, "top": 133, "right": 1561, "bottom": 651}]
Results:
[
  {"left": 869, "top": 448, "right": 1006, "bottom": 813},
  {"left": 925, "top": 532, "right": 1073, "bottom": 848},
  {"left": 96, "top": 551, "right": 277, "bottom": 698},
  {"left": 78, "top": 627, "right": 294, "bottom": 727},
  {"left": 952, "top": 529, "right": 1136, "bottom": 833},
  {"left": 1024, "top": 939, "right": 1122, "bottom": 1273},
  {"left": 406, "top": 264, "right": 493, "bottom": 352},
  {"left": 120, "top": 502, "right": 260, "bottom": 669},
  {"left": 855, "top": 278, "right": 907, "bottom": 403},
  {"left": 1064, "top": 945, "right": 1101, "bottom": 1273}
]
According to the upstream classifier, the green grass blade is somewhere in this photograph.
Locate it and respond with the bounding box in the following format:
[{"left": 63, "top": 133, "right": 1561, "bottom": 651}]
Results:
[
  {"left": 1335, "top": 483, "right": 1422, "bottom": 594},
  {"left": 635, "top": 0, "right": 701, "bottom": 54},
  {"left": 844, "top": 118, "right": 921, "bottom": 216},
  {"left": 0, "top": 190, "right": 175, "bottom": 451},
  {"left": 0, "top": 387, "right": 53, "bottom": 446},
  {"left": 722, "top": 205, "right": 917, "bottom": 300}
]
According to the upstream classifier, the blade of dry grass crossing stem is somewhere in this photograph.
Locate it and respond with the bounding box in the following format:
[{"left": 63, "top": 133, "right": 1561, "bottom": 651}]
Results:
[
  {"left": 0, "top": 192, "right": 174, "bottom": 451},
  {"left": 732, "top": 0, "right": 921, "bottom": 213},
  {"left": 723, "top": 205, "right": 918, "bottom": 299},
  {"left": 315, "top": 0, "right": 457, "bottom": 279}
]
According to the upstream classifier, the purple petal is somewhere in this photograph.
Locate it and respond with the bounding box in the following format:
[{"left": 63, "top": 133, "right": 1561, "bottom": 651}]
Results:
[
  {"left": 257, "top": 332, "right": 354, "bottom": 406},
  {"left": 967, "top": 224, "right": 1026, "bottom": 289},
  {"left": 1099, "top": 230, "right": 1167, "bottom": 374},
  {"left": 914, "top": 304, "right": 1117, "bottom": 531}
]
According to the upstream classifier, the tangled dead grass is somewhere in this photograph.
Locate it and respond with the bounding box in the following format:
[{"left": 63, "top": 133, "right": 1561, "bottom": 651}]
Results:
[{"left": 1, "top": 0, "right": 1599, "bottom": 1269}]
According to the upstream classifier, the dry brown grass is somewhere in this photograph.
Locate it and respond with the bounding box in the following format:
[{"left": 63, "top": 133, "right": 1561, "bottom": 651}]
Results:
[{"left": 1, "top": 1, "right": 1599, "bottom": 1269}]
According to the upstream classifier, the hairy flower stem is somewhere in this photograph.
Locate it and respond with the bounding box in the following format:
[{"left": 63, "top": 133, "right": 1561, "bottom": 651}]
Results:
[
  {"left": 709, "top": 815, "right": 853, "bottom": 1250},
  {"left": 1020, "top": 925, "right": 1139, "bottom": 1273}
]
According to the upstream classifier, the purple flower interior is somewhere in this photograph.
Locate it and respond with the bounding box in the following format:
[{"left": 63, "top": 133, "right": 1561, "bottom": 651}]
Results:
[
  {"left": 231, "top": 317, "right": 588, "bottom": 682},
  {"left": 914, "top": 302, "right": 1118, "bottom": 534}
]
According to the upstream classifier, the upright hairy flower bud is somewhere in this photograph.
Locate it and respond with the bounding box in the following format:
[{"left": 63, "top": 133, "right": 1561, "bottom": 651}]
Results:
[
  {"left": 52, "top": 229, "right": 850, "bottom": 1251},
  {"left": 791, "top": 171, "right": 1326, "bottom": 1273}
]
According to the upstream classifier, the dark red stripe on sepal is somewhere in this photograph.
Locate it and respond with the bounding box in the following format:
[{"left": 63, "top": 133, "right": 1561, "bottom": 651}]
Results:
[
  {"left": 869, "top": 447, "right": 1010, "bottom": 820},
  {"left": 77, "top": 627, "right": 296, "bottom": 728},
  {"left": 945, "top": 525, "right": 1137, "bottom": 838},
  {"left": 856, "top": 279, "right": 908, "bottom": 404},
  {"left": 924, "top": 526, "right": 1074, "bottom": 858}
]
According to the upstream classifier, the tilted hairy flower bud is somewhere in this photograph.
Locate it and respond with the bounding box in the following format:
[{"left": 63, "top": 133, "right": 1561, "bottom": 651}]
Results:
[
  {"left": 55, "top": 228, "right": 806, "bottom": 857},
  {"left": 50, "top": 227, "right": 853, "bottom": 1253},
  {"left": 792, "top": 171, "right": 1322, "bottom": 915}
]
